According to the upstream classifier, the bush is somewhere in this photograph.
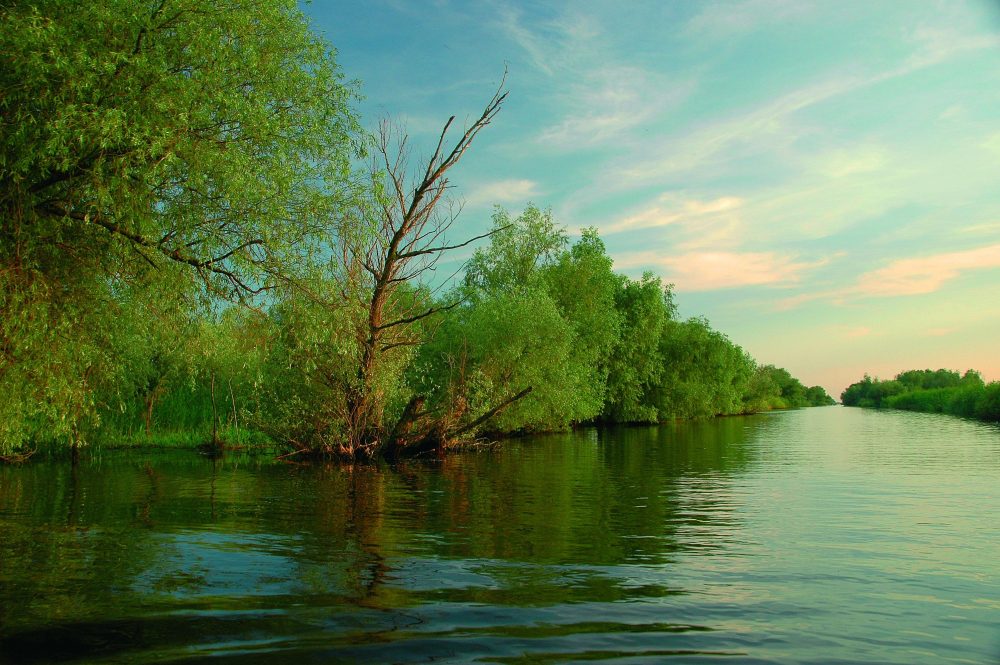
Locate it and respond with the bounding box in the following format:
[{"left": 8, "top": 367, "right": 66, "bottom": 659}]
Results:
[{"left": 975, "top": 383, "right": 1000, "bottom": 422}]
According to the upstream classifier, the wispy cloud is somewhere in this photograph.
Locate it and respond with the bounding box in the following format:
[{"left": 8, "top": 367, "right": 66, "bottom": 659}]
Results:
[
  {"left": 685, "top": 0, "right": 814, "bottom": 39},
  {"left": 925, "top": 327, "right": 957, "bottom": 337},
  {"left": 612, "top": 76, "right": 855, "bottom": 187},
  {"left": 855, "top": 243, "right": 1000, "bottom": 297},
  {"left": 497, "top": 5, "right": 698, "bottom": 151},
  {"left": 615, "top": 250, "right": 819, "bottom": 291},
  {"left": 463, "top": 178, "right": 540, "bottom": 208},
  {"left": 495, "top": 5, "right": 599, "bottom": 76},
  {"left": 605, "top": 194, "right": 743, "bottom": 235},
  {"left": 982, "top": 132, "right": 1000, "bottom": 158},
  {"left": 608, "top": 26, "right": 999, "bottom": 191},
  {"left": 774, "top": 243, "right": 1000, "bottom": 309},
  {"left": 843, "top": 326, "right": 872, "bottom": 339},
  {"left": 538, "top": 67, "right": 695, "bottom": 148},
  {"left": 497, "top": 6, "right": 554, "bottom": 76},
  {"left": 815, "top": 146, "right": 888, "bottom": 178},
  {"left": 960, "top": 222, "right": 1000, "bottom": 237}
]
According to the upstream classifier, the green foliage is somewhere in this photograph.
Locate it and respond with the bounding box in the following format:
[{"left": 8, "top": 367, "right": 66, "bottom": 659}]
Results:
[
  {"left": 841, "top": 375, "right": 905, "bottom": 408},
  {"left": 464, "top": 204, "right": 567, "bottom": 294},
  {"left": 2, "top": 0, "right": 359, "bottom": 293},
  {"left": 602, "top": 273, "right": 674, "bottom": 423},
  {"left": 542, "top": 228, "right": 622, "bottom": 419},
  {"left": 654, "top": 318, "right": 754, "bottom": 419},
  {"left": 0, "top": 0, "right": 833, "bottom": 457},
  {"left": 842, "top": 368, "right": 1000, "bottom": 423},
  {"left": 87, "top": 304, "right": 275, "bottom": 449},
  {"left": 804, "top": 385, "right": 836, "bottom": 407},
  {"left": 894, "top": 369, "right": 962, "bottom": 391},
  {"left": 254, "top": 285, "right": 363, "bottom": 452},
  {"left": 742, "top": 364, "right": 784, "bottom": 412},
  {"left": 0, "top": 0, "right": 360, "bottom": 455},
  {"left": 741, "top": 366, "right": 834, "bottom": 411},
  {"left": 435, "top": 207, "right": 622, "bottom": 434},
  {"left": 418, "top": 287, "right": 586, "bottom": 433},
  {"left": 976, "top": 383, "right": 1000, "bottom": 422}
]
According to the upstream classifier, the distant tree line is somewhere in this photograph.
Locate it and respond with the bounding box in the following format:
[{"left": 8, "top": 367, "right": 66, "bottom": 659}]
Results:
[
  {"left": 841, "top": 369, "right": 1000, "bottom": 422},
  {"left": 0, "top": 1, "right": 831, "bottom": 462}
]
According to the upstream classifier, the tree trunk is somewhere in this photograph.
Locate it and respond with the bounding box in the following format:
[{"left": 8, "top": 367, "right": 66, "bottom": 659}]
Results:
[{"left": 210, "top": 370, "right": 220, "bottom": 447}]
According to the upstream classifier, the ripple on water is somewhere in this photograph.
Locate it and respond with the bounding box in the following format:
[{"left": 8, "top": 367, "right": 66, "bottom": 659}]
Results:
[{"left": 0, "top": 406, "right": 998, "bottom": 664}]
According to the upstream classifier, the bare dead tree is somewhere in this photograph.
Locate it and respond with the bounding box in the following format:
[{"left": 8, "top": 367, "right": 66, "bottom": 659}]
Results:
[{"left": 338, "top": 78, "right": 517, "bottom": 459}]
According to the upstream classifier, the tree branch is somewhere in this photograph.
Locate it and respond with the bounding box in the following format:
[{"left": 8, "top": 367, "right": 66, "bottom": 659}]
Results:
[
  {"left": 375, "top": 299, "right": 463, "bottom": 332},
  {"left": 451, "top": 386, "right": 532, "bottom": 437}
]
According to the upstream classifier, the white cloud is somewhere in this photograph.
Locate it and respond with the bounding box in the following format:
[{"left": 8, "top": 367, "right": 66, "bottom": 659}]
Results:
[
  {"left": 960, "top": 222, "right": 1000, "bottom": 237},
  {"left": 939, "top": 104, "right": 964, "bottom": 121},
  {"left": 902, "top": 24, "right": 1000, "bottom": 70},
  {"left": 925, "top": 327, "right": 957, "bottom": 337},
  {"left": 740, "top": 164, "right": 913, "bottom": 243},
  {"left": 605, "top": 194, "right": 743, "bottom": 235},
  {"left": 463, "top": 178, "right": 540, "bottom": 208},
  {"left": 612, "top": 76, "right": 858, "bottom": 187},
  {"left": 685, "top": 0, "right": 814, "bottom": 39},
  {"left": 982, "top": 132, "right": 1000, "bottom": 159},
  {"left": 538, "top": 67, "right": 695, "bottom": 148},
  {"left": 495, "top": 5, "right": 600, "bottom": 77},
  {"left": 497, "top": 6, "right": 554, "bottom": 76},
  {"left": 815, "top": 146, "right": 888, "bottom": 178},
  {"left": 608, "top": 27, "right": 998, "bottom": 192}
]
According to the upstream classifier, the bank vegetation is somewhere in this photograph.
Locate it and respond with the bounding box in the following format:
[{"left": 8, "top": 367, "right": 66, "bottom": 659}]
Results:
[
  {"left": 841, "top": 369, "right": 1000, "bottom": 423},
  {"left": 0, "top": 0, "right": 833, "bottom": 463}
]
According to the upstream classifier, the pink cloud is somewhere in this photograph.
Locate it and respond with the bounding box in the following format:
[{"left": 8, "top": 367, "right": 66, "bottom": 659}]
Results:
[
  {"left": 844, "top": 326, "right": 872, "bottom": 339},
  {"left": 856, "top": 243, "right": 1000, "bottom": 297},
  {"left": 925, "top": 327, "right": 957, "bottom": 337},
  {"left": 616, "top": 250, "right": 816, "bottom": 291},
  {"left": 772, "top": 243, "right": 1000, "bottom": 311}
]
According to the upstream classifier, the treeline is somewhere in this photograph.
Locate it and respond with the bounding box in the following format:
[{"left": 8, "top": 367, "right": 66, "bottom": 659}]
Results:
[
  {"left": 841, "top": 369, "right": 1000, "bottom": 422},
  {"left": 0, "top": 1, "right": 831, "bottom": 461}
]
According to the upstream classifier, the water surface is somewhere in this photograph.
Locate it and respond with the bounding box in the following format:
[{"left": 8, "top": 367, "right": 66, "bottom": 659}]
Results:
[{"left": 1, "top": 406, "right": 998, "bottom": 663}]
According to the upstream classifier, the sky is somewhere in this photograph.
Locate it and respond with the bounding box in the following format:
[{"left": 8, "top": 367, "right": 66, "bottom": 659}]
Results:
[{"left": 305, "top": 0, "right": 1000, "bottom": 397}]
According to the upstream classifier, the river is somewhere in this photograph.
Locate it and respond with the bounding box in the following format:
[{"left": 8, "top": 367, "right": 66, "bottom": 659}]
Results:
[{"left": 1, "top": 406, "right": 998, "bottom": 663}]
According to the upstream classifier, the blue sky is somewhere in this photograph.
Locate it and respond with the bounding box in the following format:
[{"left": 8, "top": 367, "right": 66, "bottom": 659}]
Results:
[{"left": 305, "top": 0, "right": 1000, "bottom": 396}]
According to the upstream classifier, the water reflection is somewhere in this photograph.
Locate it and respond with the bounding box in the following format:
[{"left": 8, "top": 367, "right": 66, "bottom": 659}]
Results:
[{"left": 1, "top": 408, "right": 998, "bottom": 663}]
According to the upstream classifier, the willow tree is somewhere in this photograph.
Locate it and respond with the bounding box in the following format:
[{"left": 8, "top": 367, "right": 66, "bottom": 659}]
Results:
[
  {"left": 336, "top": 84, "right": 508, "bottom": 459},
  {"left": 0, "top": 0, "right": 360, "bottom": 455}
]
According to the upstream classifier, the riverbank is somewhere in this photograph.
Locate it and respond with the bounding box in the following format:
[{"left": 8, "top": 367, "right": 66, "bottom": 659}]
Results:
[
  {"left": 840, "top": 368, "right": 1000, "bottom": 423},
  {"left": 5, "top": 404, "right": 837, "bottom": 464}
]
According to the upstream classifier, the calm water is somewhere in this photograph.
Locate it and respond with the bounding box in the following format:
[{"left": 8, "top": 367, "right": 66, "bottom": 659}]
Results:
[{"left": 1, "top": 406, "right": 999, "bottom": 664}]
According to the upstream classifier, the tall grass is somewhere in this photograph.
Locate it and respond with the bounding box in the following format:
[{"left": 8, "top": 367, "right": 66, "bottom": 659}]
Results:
[{"left": 94, "top": 381, "right": 274, "bottom": 452}]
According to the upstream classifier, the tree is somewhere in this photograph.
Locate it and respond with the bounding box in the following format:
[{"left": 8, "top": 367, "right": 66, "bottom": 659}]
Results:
[
  {"left": 543, "top": 228, "right": 622, "bottom": 420},
  {"left": 602, "top": 273, "right": 675, "bottom": 423},
  {"left": 0, "top": 0, "right": 360, "bottom": 455},
  {"left": 804, "top": 385, "right": 835, "bottom": 406},
  {"left": 345, "top": 94, "right": 506, "bottom": 458},
  {"left": 463, "top": 204, "right": 567, "bottom": 294},
  {"left": 415, "top": 286, "right": 579, "bottom": 435},
  {"left": 841, "top": 375, "right": 875, "bottom": 406},
  {"left": 268, "top": 80, "right": 513, "bottom": 460},
  {"left": 742, "top": 364, "right": 783, "bottom": 412},
  {"left": 654, "top": 317, "right": 753, "bottom": 419}
]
